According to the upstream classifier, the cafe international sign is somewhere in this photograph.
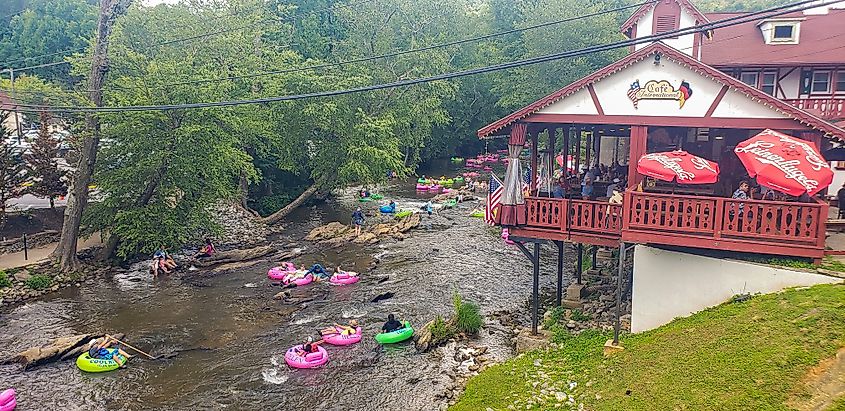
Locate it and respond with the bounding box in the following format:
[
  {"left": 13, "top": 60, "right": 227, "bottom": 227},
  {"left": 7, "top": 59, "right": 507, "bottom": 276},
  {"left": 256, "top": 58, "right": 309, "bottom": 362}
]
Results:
[{"left": 627, "top": 79, "right": 693, "bottom": 109}]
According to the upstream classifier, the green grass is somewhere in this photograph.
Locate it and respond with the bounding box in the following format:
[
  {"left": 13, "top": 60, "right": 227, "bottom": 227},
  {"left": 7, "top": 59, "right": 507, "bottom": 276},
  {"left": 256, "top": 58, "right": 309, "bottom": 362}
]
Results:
[
  {"left": 831, "top": 396, "right": 845, "bottom": 411},
  {"left": 0, "top": 270, "right": 11, "bottom": 288},
  {"left": 453, "top": 292, "right": 483, "bottom": 335},
  {"left": 24, "top": 274, "right": 52, "bottom": 290},
  {"left": 452, "top": 283, "right": 845, "bottom": 411}
]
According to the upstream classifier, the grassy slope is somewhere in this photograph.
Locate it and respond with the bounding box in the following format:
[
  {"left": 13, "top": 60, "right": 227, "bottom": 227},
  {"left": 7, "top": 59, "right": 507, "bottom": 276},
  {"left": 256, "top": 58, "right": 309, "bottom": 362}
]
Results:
[{"left": 453, "top": 283, "right": 845, "bottom": 411}]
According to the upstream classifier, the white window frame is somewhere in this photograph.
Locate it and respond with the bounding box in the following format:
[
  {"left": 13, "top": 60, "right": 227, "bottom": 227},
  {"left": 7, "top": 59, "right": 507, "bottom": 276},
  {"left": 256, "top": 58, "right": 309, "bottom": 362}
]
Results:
[
  {"left": 760, "top": 71, "right": 777, "bottom": 96},
  {"left": 836, "top": 70, "right": 845, "bottom": 94},
  {"left": 811, "top": 70, "right": 831, "bottom": 95},
  {"left": 769, "top": 22, "right": 800, "bottom": 44},
  {"left": 739, "top": 71, "right": 759, "bottom": 87}
]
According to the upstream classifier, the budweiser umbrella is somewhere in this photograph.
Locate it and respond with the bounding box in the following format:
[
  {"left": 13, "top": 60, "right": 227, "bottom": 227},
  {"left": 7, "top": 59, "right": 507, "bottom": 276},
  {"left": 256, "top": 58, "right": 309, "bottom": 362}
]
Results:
[
  {"left": 636, "top": 150, "right": 720, "bottom": 184},
  {"left": 734, "top": 129, "right": 832, "bottom": 196}
]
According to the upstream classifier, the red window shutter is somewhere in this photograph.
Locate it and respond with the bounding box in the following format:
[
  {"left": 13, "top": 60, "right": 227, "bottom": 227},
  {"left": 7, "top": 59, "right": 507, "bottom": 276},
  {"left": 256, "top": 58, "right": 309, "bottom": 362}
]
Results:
[{"left": 655, "top": 15, "right": 678, "bottom": 34}]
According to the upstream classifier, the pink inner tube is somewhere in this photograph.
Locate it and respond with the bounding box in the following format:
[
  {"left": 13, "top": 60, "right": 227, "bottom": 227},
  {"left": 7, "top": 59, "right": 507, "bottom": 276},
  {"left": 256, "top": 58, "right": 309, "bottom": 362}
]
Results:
[
  {"left": 0, "top": 389, "right": 15, "bottom": 411},
  {"left": 268, "top": 266, "right": 296, "bottom": 280},
  {"left": 284, "top": 345, "right": 329, "bottom": 369},
  {"left": 415, "top": 184, "right": 429, "bottom": 190},
  {"left": 429, "top": 185, "right": 441, "bottom": 190},
  {"left": 329, "top": 272, "right": 360, "bottom": 285},
  {"left": 322, "top": 326, "right": 363, "bottom": 346},
  {"left": 283, "top": 272, "right": 313, "bottom": 286}
]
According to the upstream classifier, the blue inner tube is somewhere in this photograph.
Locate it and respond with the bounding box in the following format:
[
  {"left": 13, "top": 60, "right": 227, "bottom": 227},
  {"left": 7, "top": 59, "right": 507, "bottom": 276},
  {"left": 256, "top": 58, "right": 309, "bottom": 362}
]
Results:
[{"left": 380, "top": 205, "right": 396, "bottom": 213}]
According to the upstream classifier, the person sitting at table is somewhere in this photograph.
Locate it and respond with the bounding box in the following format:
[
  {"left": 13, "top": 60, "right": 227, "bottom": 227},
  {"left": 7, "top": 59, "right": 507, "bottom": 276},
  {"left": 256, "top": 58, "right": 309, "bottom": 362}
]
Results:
[
  {"left": 581, "top": 173, "right": 594, "bottom": 200},
  {"left": 605, "top": 178, "right": 621, "bottom": 198},
  {"left": 553, "top": 176, "right": 568, "bottom": 199}
]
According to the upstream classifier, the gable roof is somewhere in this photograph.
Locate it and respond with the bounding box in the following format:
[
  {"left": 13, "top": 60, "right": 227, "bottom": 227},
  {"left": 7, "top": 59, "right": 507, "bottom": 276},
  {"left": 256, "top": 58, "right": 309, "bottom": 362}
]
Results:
[
  {"left": 701, "top": 9, "right": 845, "bottom": 66},
  {"left": 620, "top": 0, "right": 710, "bottom": 36},
  {"left": 477, "top": 42, "right": 845, "bottom": 141}
]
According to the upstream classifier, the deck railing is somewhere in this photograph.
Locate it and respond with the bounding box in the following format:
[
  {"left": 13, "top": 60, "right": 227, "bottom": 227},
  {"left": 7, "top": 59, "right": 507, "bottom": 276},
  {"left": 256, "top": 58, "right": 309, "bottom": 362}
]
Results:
[
  {"left": 521, "top": 192, "right": 828, "bottom": 257},
  {"left": 784, "top": 97, "right": 845, "bottom": 120}
]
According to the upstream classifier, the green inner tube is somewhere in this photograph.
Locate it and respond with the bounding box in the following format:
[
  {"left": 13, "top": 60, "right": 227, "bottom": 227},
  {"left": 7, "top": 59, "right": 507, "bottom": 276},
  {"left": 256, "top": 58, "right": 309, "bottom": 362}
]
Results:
[
  {"left": 395, "top": 210, "right": 412, "bottom": 219},
  {"left": 375, "top": 321, "right": 414, "bottom": 344},
  {"left": 454, "top": 177, "right": 464, "bottom": 182},
  {"left": 470, "top": 210, "right": 484, "bottom": 218},
  {"left": 76, "top": 348, "right": 126, "bottom": 373},
  {"left": 371, "top": 194, "right": 384, "bottom": 200},
  {"left": 451, "top": 157, "right": 464, "bottom": 162},
  {"left": 359, "top": 197, "right": 373, "bottom": 202}
]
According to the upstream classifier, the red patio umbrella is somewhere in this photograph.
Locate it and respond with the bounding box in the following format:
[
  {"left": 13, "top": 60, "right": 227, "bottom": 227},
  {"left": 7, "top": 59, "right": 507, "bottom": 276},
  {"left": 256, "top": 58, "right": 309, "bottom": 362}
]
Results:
[
  {"left": 734, "top": 129, "right": 832, "bottom": 196},
  {"left": 636, "top": 150, "right": 720, "bottom": 184}
]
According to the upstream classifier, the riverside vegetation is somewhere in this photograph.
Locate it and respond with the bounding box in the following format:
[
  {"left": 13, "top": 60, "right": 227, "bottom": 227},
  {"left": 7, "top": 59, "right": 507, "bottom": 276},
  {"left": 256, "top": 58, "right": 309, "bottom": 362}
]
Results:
[{"left": 452, "top": 283, "right": 845, "bottom": 411}]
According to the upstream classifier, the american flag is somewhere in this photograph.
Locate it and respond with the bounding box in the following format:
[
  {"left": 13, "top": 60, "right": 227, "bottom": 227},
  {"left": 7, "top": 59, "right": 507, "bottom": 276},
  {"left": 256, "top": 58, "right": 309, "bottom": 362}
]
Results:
[
  {"left": 485, "top": 174, "right": 504, "bottom": 225},
  {"left": 628, "top": 80, "right": 641, "bottom": 109},
  {"left": 523, "top": 166, "right": 540, "bottom": 192}
]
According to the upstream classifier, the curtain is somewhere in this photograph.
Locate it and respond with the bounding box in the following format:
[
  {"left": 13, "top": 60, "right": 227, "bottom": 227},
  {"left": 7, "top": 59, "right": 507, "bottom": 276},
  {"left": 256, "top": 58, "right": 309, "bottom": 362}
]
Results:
[
  {"left": 499, "top": 124, "right": 527, "bottom": 226},
  {"left": 538, "top": 151, "right": 553, "bottom": 195}
]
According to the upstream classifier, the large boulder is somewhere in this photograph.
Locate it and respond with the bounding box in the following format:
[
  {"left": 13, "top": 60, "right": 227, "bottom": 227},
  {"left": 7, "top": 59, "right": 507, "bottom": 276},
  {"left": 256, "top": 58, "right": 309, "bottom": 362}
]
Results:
[
  {"left": 306, "top": 214, "right": 421, "bottom": 248},
  {"left": 305, "top": 222, "right": 351, "bottom": 242}
]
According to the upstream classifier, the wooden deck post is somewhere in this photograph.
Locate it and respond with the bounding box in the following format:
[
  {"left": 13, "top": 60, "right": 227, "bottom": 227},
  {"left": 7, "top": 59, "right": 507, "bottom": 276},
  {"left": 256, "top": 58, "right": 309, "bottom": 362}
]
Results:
[
  {"left": 576, "top": 243, "right": 583, "bottom": 285},
  {"left": 613, "top": 242, "right": 627, "bottom": 346},
  {"left": 563, "top": 126, "right": 570, "bottom": 179},
  {"left": 531, "top": 131, "right": 539, "bottom": 196},
  {"left": 515, "top": 241, "right": 542, "bottom": 335},
  {"left": 585, "top": 130, "right": 592, "bottom": 172},
  {"left": 556, "top": 240, "right": 564, "bottom": 306},
  {"left": 591, "top": 245, "right": 598, "bottom": 270},
  {"left": 627, "top": 125, "right": 647, "bottom": 190},
  {"left": 575, "top": 127, "right": 582, "bottom": 177}
]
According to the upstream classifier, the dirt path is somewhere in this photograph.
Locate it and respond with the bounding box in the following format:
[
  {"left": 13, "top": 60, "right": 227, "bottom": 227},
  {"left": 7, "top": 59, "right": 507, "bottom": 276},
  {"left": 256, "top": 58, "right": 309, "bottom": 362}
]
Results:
[
  {"left": 0, "top": 234, "right": 103, "bottom": 270},
  {"left": 788, "top": 347, "right": 845, "bottom": 411}
]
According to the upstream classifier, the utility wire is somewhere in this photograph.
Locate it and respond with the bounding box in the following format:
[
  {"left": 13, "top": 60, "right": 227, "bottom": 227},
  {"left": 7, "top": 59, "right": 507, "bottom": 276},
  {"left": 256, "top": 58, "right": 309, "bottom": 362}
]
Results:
[
  {"left": 10, "top": 0, "right": 838, "bottom": 113},
  {"left": 0, "top": 0, "right": 378, "bottom": 71},
  {"left": 1, "top": 0, "right": 655, "bottom": 96},
  {"left": 110, "top": 0, "right": 656, "bottom": 90}
]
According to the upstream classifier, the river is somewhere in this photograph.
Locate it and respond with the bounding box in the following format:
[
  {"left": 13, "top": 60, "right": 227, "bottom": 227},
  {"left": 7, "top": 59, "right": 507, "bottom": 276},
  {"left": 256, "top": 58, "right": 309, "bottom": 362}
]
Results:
[{"left": 0, "top": 160, "right": 571, "bottom": 410}]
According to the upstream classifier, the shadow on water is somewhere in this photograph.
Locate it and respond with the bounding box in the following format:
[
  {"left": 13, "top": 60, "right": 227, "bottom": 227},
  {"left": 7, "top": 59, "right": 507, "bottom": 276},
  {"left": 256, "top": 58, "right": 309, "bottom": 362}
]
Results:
[{"left": 0, "top": 159, "right": 568, "bottom": 410}]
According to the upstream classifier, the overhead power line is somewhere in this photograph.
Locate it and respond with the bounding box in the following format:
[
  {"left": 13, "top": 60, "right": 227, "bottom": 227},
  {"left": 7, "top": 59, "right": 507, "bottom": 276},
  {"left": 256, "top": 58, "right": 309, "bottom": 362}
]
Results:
[
  {"left": 114, "top": 0, "right": 655, "bottom": 90},
  {"left": 10, "top": 0, "right": 837, "bottom": 113},
  {"left": 0, "top": 0, "right": 654, "bottom": 97},
  {"left": 0, "top": 0, "right": 378, "bottom": 71}
]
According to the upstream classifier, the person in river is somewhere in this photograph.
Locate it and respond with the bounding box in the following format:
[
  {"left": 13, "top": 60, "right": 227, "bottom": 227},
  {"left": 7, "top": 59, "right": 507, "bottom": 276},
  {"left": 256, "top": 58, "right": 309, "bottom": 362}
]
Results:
[
  {"left": 321, "top": 319, "right": 360, "bottom": 336},
  {"left": 150, "top": 254, "right": 170, "bottom": 278},
  {"left": 193, "top": 238, "right": 215, "bottom": 259},
  {"left": 87, "top": 336, "right": 132, "bottom": 365},
  {"left": 335, "top": 265, "right": 358, "bottom": 277},
  {"left": 382, "top": 314, "right": 403, "bottom": 333},
  {"left": 155, "top": 246, "right": 177, "bottom": 270},
  {"left": 300, "top": 336, "right": 320, "bottom": 355},
  {"left": 308, "top": 263, "right": 330, "bottom": 281},
  {"left": 352, "top": 206, "right": 365, "bottom": 236}
]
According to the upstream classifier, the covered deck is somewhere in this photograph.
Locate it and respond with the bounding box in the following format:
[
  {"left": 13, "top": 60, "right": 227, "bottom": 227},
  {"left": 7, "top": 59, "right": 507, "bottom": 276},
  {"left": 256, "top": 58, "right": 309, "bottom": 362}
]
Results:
[
  {"left": 517, "top": 192, "right": 827, "bottom": 259},
  {"left": 483, "top": 43, "right": 845, "bottom": 261}
]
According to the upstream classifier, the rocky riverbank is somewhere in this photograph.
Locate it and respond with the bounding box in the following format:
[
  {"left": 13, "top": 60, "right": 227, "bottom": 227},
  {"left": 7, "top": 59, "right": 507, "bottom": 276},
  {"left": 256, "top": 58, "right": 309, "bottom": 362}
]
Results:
[{"left": 0, "top": 251, "right": 110, "bottom": 307}]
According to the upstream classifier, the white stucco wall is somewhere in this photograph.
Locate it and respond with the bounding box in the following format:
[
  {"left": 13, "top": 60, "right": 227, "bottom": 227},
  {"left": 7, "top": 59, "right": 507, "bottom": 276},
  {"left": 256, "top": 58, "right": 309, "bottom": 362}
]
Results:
[
  {"left": 541, "top": 56, "right": 791, "bottom": 120},
  {"left": 631, "top": 245, "right": 842, "bottom": 333},
  {"left": 779, "top": 68, "right": 802, "bottom": 99},
  {"left": 633, "top": 6, "right": 696, "bottom": 57},
  {"left": 536, "top": 87, "right": 598, "bottom": 115}
]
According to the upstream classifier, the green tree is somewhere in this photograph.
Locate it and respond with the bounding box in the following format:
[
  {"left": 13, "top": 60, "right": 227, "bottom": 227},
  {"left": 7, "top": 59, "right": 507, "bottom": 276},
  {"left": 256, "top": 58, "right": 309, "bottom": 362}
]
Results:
[
  {"left": 0, "top": 111, "right": 28, "bottom": 229},
  {"left": 0, "top": 0, "right": 98, "bottom": 83},
  {"left": 24, "top": 111, "right": 68, "bottom": 209}
]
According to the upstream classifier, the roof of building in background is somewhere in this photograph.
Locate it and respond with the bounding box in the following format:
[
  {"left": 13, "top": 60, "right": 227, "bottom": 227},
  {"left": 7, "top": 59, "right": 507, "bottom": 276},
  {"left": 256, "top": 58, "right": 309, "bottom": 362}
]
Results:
[
  {"left": 620, "top": 0, "right": 711, "bottom": 36},
  {"left": 701, "top": 8, "right": 845, "bottom": 66}
]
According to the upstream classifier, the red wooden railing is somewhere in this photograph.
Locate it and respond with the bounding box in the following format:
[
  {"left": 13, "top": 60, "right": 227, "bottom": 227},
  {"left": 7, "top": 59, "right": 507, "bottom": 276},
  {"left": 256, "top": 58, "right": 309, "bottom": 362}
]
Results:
[
  {"left": 522, "top": 192, "right": 828, "bottom": 258},
  {"left": 525, "top": 197, "right": 622, "bottom": 237},
  {"left": 784, "top": 97, "right": 845, "bottom": 120}
]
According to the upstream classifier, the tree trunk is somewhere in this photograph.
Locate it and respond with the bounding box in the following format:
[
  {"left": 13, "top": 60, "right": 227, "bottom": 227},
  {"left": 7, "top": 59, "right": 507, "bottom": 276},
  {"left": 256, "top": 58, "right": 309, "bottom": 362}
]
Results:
[
  {"left": 52, "top": 0, "right": 132, "bottom": 272},
  {"left": 261, "top": 178, "right": 325, "bottom": 225},
  {"left": 238, "top": 173, "right": 249, "bottom": 209}
]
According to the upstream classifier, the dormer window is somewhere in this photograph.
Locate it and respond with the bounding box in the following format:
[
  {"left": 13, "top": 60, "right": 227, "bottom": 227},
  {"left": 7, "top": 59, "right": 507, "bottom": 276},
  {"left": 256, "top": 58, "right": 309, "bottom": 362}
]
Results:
[
  {"left": 772, "top": 25, "right": 794, "bottom": 40},
  {"left": 759, "top": 19, "right": 802, "bottom": 44}
]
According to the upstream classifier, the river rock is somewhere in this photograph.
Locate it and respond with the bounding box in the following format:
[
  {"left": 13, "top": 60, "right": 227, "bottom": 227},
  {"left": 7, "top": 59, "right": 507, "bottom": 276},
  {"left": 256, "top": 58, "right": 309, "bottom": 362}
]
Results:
[
  {"left": 13, "top": 270, "right": 32, "bottom": 282},
  {"left": 193, "top": 245, "right": 276, "bottom": 268}
]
